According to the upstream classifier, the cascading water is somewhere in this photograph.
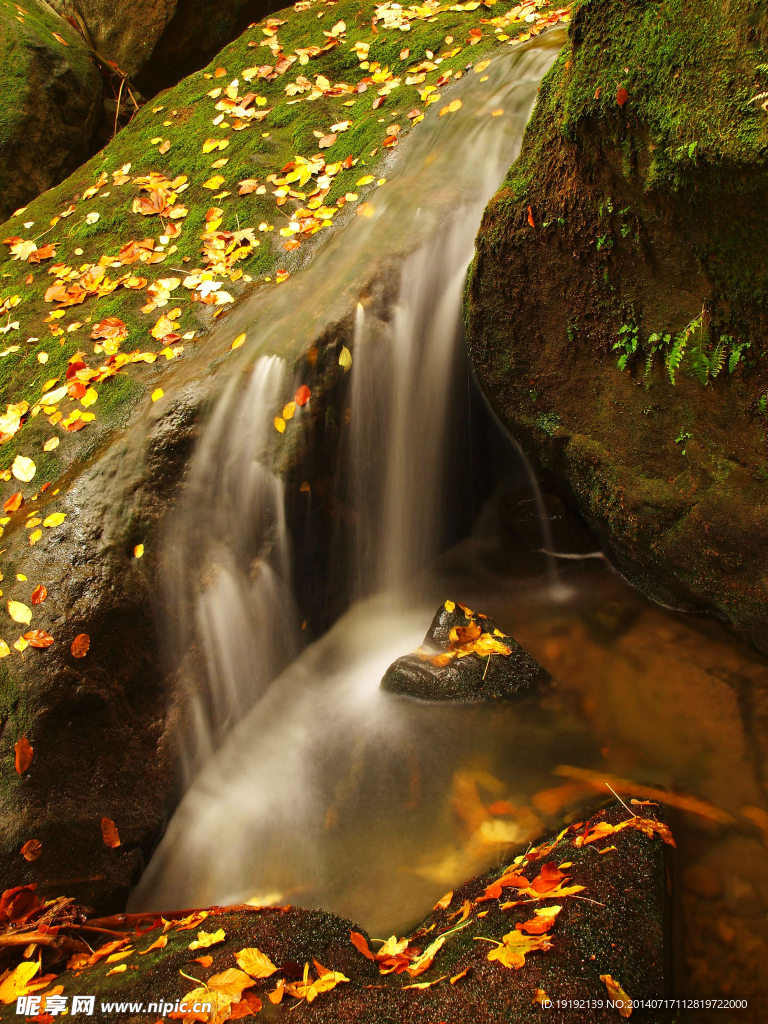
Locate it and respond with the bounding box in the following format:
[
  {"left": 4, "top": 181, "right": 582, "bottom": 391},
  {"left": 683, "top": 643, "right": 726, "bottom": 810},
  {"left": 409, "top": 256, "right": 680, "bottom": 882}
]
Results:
[{"left": 130, "top": 37, "right": 585, "bottom": 931}]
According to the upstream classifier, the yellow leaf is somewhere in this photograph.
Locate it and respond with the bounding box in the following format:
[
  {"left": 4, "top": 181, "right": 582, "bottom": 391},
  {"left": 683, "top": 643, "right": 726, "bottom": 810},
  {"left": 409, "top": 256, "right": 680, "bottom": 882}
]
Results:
[
  {"left": 188, "top": 928, "right": 226, "bottom": 951},
  {"left": 11, "top": 455, "right": 35, "bottom": 482},
  {"left": 444, "top": 600, "right": 455, "bottom": 612},
  {"left": 107, "top": 964, "right": 128, "bottom": 976},
  {"left": 203, "top": 175, "right": 226, "bottom": 190},
  {"left": 0, "top": 961, "right": 39, "bottom": 1003},
  {"left": 231, "top": 333, "right": 246, "bottom": 351},
  {"left": 7, "top": 600, "right": 31, "bottom": 625},
  {"left": 14, "top": 637, "right": 28, "bottom": 652},
  {"left": 139, "top": 934, "right": 168, "bottom": 955},
  {"left": 43, "top": 437, "right": 59, "bottom": 452},
  {"left": 152, "top": 389, "right": 164, "bottom": 403},
  {"left": 235, "top": 947, "right": 278, "bottom": 978},
  {"left": 282, "top": 401, "right": 296, "bottom": 420},
  {"left": 339, "top": 345, "right": 352, "bottom": 370},
  {"left": 208, "top": 968, "right": 254, "bottom": 1002},
  {"left": 274, "top": 417, "right": 286, "bottom": 433},
  {"left": 356, "top": 175, "right": 375, "bottom": 186},
  {"left": 600, "top": 975, "right": 633, "bottom": 1018},
  {"left": 29, "top": 529, "right": 42, "bottom": 545},
  {"left": 474, "top": 60, "right": 491, "bottom": 73},
  {"left": 43, "top": 512, "right": 66, "bottom": 528},
  {"left": 134, "top": 544, "right": 144, "bottom": 559},
  {"left": 406, "top": 935, "right": 445, "bottom": 977},
  {"left": 0, "top": 640, "right": 9, "bottom": 658},
  {"left": 81, "top": 388, "right": 98, "bottom": 407}
]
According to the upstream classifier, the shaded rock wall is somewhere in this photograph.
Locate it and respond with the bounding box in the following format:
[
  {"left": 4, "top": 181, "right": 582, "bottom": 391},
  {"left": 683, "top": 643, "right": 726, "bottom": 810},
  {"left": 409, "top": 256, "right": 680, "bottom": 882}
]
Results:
[{"left": 466, "top": 0, "right": 768, "bottom": 651}]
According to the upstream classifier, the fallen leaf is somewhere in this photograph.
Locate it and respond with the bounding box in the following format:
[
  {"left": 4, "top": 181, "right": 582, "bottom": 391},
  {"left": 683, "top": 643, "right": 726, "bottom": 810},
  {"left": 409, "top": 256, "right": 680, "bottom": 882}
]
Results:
[
  {"left": 14, "top": 736, "right": 33, "bottom": 773},
  {"left": 11, "top": 455, "right": 35, "bottom": 482},
  {"left": 194, "top": 956, "right": 213, "bottom": 967},
  {"left": 102, "top": 817, "right": 120, "bottom": 848},
  {"left": 71, "top": 633, "right": 90, "bottom": 658},
  {"left": 140, "top": 934, "right": 168, "bottom": 955},
  {"left": 527, "top": 206, "right": 535, "bottom": 228},
  {"left": 274, "top": 417, "right": 286, "bottom": 433},
  {"left": 350, "top": 931, "right": 375, "bottom": 959},
  {"left": 339, "top": 345, "right": 352, "bottom": 370},
  {"left": 7, "top": 600, "right": 31, "bottom": 625},
  {"left": 43, "top": 437, "right": 59, "bottom": 452},
  {"left": 23, "top": 630, "right": 54, "bottom": 648},
  {"left": 134, "top": 544, "right": 144, "bottom": 559},
  {"left": 43, "top": 512, "right": 66, "bottom": 528},
  {"left": 235, "top": 947, "right": 278, "bottom": 978},
  {"left": 231, "top": 333, "right": 246, "bottom": 351},
  {"left": 189, "top": 928, "right": 226, "bottom": 950},
  {"left": 616, "top": 86, "right": 629, "bottom": 106},
  {"left": 20, "top": 839, "right": 42, "bottom": 861},
  {"left": 0, "top": 961, "right": 39, "bottom": 1003},
  {"left": 152, "top": 389, "right": 164, "bottom": 402},
  {"left": 3, "top": 492, "right": 21, "bottom": 513},
  {"left": 433, "top": 890, "right": 453, "bottom": 911},
  {"left": 601, "top": 974, "right": 633, "bottom": 1018},
  {"left": 295, "top": 384, "right": 311, "bottom": 406},
  {"left": 107, "top": 964, "right": 128, "bottom": 976}
]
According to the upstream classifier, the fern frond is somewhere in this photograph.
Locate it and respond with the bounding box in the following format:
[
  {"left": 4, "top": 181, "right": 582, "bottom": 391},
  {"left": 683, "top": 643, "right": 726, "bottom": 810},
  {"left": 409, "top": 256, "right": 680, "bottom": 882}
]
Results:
[
  {"left": 710, "top": 341, "right": 726, "bottom": 379},
  {"left": 666, "top": 333, "right": 688, "bottom": 385}
]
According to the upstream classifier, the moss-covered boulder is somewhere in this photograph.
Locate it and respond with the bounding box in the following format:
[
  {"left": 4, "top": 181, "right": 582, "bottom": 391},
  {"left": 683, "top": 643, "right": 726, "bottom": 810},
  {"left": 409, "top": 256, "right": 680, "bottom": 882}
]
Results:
[
  {"left": 466, "top": 0, "right": 768, "bottom": 652},
  {"left": 48, "top": 0, "right": 293, "bottom": 92},
  {"left": 0, "top": 803, "right": 672, "bottom": 1023},
  {"left": 0, "top": 1, "right": 101, "bottom": 221},
  {"left": 381, "top": 600, "right": 549, "bottom": 701}
]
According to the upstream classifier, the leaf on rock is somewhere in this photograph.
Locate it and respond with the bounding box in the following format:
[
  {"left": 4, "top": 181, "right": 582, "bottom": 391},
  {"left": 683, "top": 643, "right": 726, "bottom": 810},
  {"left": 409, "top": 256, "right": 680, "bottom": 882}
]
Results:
[
  {"left": 8, "top": 600, "right": 31, "bottom": 625},
  {"left": 71, "top": 634, "right": 90, "bottom": 658},
  {"left": 295, "top": 384, "right": 311, "bottom": 406},
  {"left": 188, "top": 928, "right": 226, "bottom": 950},
  {"left": 11, "top": 455, "right": 35, "bottom": 482},
  {"left": 23, "top": 630, "right": 54, "bottom": 648},
  {"left": 14, "top": 737, "right": 33, "bottom": 774},
  {"left": 101, "top": 817, "right": 121, "bottom": 848},
  {"left": 339, "top": 346, "right": 352, "bottom": 370},
  {"left": 20, "top": 839, "right": 42, "bottom": 861},
  {"left": 350, "top": 931, "right": 375, "bottom": 959},
  {"left": 616, "top": 86, "right": 629, "bottom": 106},
  {"left": 601, "top": 974, "right": 633, "bottom": 1018},
  {"left": 3, "top": 492, "right": 22, "bottom": 513},
  {"left": 235, "top": 947, "right": 278, "bottom": 978}
]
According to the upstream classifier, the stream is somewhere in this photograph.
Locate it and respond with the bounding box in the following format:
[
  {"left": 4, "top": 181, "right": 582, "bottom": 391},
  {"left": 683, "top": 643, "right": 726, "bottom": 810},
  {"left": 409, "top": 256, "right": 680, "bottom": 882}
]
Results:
[{"left": 130, "top": 29, "right": 768, "bottom": 1006}]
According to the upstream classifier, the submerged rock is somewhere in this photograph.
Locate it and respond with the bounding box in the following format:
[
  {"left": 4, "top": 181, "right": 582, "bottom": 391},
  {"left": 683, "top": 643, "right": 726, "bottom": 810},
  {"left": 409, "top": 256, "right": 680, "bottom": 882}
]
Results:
[{"left": 381, "top": 601, "right": 549, "bottom": 701}]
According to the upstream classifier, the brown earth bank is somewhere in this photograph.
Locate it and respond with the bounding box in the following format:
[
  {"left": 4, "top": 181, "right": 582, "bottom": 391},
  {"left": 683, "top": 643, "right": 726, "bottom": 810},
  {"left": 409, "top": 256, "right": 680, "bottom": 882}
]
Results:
[
  {"left": 0, "top": 802, "right": 672, "bottom": 1023},
  {"left": 466, "top": 0, "right": 768, "bottom": 653}
]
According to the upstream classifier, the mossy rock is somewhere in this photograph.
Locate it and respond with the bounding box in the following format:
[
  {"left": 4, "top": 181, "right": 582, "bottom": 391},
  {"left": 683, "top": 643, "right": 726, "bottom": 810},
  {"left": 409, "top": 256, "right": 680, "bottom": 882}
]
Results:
[
  {"left": 0, "top": 802, "right": 672, "bottom": 1023},
  {"left": 466, "top": 0, "right": 768, "bottom": 653},
  {"left": 0, "top": 0, "right": 101, "bottom": 221},
  {"left": 382, "top": 600, "right": 549, "bottom": 701}
]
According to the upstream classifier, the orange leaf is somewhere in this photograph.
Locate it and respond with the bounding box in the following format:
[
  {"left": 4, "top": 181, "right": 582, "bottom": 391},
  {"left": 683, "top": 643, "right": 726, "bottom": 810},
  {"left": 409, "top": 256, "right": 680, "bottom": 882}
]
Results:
[
  {"left": 4, "top": 492, "right": 22, "bottom": 513},
  {"left": 616, "top": 86, "right": 629, "bottom": 106},
  {"left": 350, "top": 931, "right": 375, "bottom": 959},
  {"left": 71, "top": 633, "right": 90, "bottom": 658},
  {"left": 194, "top": 955, "right": 213, "bottom": 967},
  {"left": 101, "top": 817, "right": 121, "bottom": 848},
  {"left": 14, "top": 737, "right": 33, "bottom": 773},
  {"left": 23, "top": 630, "right": 54, "bottom": 648},
  {"left": 295, "top": 384, "right": 311, "bottom": 406},
  {"left": 20, "top": 839, "right": 42, "bottom": 861},
  {"left": 31, "top": 585, "right": 47, "bottom": 605},
  {"left": 527, "top": 206, "right": 535, "bottom": 228},
  {"left": 530, "top": 862, "right": 564, "bottom": 894}
]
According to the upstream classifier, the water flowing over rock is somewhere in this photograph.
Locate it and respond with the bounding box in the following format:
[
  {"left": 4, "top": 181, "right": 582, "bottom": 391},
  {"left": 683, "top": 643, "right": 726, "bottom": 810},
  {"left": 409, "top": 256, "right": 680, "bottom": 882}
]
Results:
[
  {"left": 381, "top": 601, "right": 549, "bottom": 702},
  {"left": 0, "top": 1, "right": 101, "bottom": 221},
  {"left": 466, "top": 0, "right": 768, "bottom": 654}
]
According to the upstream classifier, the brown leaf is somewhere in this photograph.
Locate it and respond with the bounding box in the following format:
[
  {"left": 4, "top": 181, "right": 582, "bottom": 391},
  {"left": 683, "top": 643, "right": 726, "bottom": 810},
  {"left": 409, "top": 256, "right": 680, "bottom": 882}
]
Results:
[
  {"left": 23, "top": 630, "right": 54, "bottom": 649},
  {"left": 101, "top": 817, "right": 121, "bottom": 848},
  {"left": 20, "top": 839, "right": 41, "bottom": 861},
  {"left": 318, "top": 133, "right": 337, "bottom": 149},
  {"left": 14, "top": 737, "right": 33, "bottom": 773},
  {"left": 616, "top": 86, "right": 629, "bottom": 106},
  {"left": 71, "top": 633, "right": 90, "bottom": 658},
  {"left": 31, "top": 585, "right": 47, "bottom": 605}
]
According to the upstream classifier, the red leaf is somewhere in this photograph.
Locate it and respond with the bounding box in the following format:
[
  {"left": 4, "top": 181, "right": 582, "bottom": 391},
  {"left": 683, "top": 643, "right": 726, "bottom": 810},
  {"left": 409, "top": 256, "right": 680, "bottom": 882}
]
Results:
[
  {"left": 71, "top": 633, "right": 90, "bottom": 658},
  {"left": 23, "top": 630, "right": 54, "bottom": 648},
  {"left": 14, "top": 736, "right": 33, "bottom": 774},
  {"left": 527, "top": 206, "right": 535, "bottom": 228},
  {"left": 294, "top": 384, "right": 311, "bottom": 406},
  {"left": 31, "top": 585, "right": 47, "bottom": 605},
  {"left": 531, "top": 861, "right": 565, "bottom": 894},
  {"left": 350, "top": 931, "right": 375, "bottom": 959},
  {"left": 616, "top": 86, "right": 629, "bottom": 106},
  {"left": 101, "top": 817, "right": 121, "bottom": 848}
]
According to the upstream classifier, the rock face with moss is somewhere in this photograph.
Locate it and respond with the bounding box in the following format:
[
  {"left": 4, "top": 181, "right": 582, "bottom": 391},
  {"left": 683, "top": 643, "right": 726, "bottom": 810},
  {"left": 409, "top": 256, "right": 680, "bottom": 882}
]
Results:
[
  {"left": 467, "top": 0, "right": 768, "bottom": 652},
  {"left": 0, "top": 1, "right": 102, "bottom": 221},
  {"left": 47, "top": 0, "right": 293, "bottom": 92},
  {"left": 381, "top": 601, "right": 549, "bottom": 701}
]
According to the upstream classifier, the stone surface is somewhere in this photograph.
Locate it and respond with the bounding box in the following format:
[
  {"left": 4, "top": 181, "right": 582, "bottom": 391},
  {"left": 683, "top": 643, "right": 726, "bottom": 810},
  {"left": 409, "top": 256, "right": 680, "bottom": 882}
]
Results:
[
  {"left": 47, "top": 0, "right": 292, "bottom": 92},
  {"left": 0, "top": 803, "right": 672, "bottom": 1024},
  {"left": 0, "top": 1, "right": 101, "bottom": 222},
  {"left": 381, "top": 601, "right": 550, "bottom": 701},
  {"left": 466, "top": 0, "right": 768, "bottom": 653}
]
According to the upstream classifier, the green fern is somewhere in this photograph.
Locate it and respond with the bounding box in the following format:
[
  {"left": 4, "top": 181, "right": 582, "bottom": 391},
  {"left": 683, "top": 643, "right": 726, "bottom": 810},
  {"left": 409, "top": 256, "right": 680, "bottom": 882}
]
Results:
[
  {"left": 666, "top": 333, "right": 689, "bottom": 385},
  {"left": 728, "top": 339, "right": 751, "bottom": 373}
]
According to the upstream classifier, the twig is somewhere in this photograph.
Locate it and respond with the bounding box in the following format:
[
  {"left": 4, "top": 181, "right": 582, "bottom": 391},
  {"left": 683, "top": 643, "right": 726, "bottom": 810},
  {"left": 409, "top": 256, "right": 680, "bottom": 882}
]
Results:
[
  {"left": 605, "top": 783, "right": 635, "bottom": 819},
  {"left": 114, "top": 76, "right": 126, "bottom": 138}
]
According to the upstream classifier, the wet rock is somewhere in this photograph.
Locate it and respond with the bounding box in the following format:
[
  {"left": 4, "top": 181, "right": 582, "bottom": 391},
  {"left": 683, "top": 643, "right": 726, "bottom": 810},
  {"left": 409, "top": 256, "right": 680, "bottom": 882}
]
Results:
[
  {"left": 47, "top": 0, "right": 292, "bottom": 92},
  {"left": 381, "top": 601, "right": 550, "bottom": 701},
  {"left": 466, "top": 0, "right": 768, "bottom": 654},
  {"left": 0, "top": 1, "right": 101, "bottom": 221},
  {"left": 0, "top": 803, "right": 671, "bottom": 1024}
]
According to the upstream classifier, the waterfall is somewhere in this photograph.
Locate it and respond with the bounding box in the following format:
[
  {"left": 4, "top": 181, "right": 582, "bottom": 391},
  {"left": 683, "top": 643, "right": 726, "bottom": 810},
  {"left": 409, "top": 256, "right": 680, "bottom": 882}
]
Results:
[{"left": 131, "top": 35, "right": 567, "bottom": 927}]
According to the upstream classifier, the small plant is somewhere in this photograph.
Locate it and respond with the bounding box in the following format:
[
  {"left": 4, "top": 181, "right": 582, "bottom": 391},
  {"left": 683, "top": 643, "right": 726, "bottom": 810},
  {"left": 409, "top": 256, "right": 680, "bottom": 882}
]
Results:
[
  {"left": 728, "top": 339, "right": 751, "bottom": 372},
  {"left": 613, "top": 323, "right": 639, "bottom": 371},
  {"left": 596, "top": 233, "right": 613, "bottom": 252},
  {"left": 665, "top": 311, "right": 708, "bottom": 385},
  {"left": 758, "top": 394, "right": 768, "bottom": 417},
  {"left": 675, "top": 427, "right": 692, "bottom": 455},
  {"left": 644, "top": 332, "right": 671, "bottom": 377}
]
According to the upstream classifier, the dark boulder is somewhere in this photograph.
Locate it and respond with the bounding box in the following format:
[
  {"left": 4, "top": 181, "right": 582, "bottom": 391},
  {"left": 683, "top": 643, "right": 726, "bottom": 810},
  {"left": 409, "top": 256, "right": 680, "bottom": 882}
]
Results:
[{"left": 381, "top": 601, "right": 550, "bottom": 702}]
